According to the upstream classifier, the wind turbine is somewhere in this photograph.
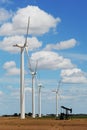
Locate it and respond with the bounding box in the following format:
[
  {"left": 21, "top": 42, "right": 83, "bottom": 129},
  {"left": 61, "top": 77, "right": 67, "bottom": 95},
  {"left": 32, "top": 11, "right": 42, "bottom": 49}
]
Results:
[
  {"left": 52, "top": 80, "right": 61, "bottom": 117},
  {"left": 13, "top": 17, "right": 30, "bottom": 119},
  {"left": 28, "top": 60, "right": 38, "bottom": 118},
  {"left": 38, "top": 83, "right": 43, "bottom": 118}
]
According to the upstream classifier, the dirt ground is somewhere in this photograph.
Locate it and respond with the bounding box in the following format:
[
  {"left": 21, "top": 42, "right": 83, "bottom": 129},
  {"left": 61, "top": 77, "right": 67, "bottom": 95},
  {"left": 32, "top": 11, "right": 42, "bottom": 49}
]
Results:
[{"left": 0, "top": 117, "right": 87, "bottom": 130}]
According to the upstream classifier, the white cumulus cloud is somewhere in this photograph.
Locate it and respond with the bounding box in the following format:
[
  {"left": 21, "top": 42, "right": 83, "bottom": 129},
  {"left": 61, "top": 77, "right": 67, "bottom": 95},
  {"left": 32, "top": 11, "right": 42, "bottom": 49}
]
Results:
[
  {"left": 0, "top": 8, "right": 12, "bottom": 24},
  {"left": 0, "top": 36, "right": 42, "bottom": 53},
  {"left": 61, "top": 68, "right": 87, "bottom": 83},
  {"left": 44, "top": 38, "right": 77, "bottom": 51},
  {"left": 30, "top": 51, "right": 75, "bottom": 70},
  {"left": 0, "top": 5, "right": 60, "bottom": 36},
  {"left": 61, "top": 68, "right": 84, "bottom": 77},
  {"left": 3, "top": 61, "right": 20, "bottom": 75},
  {"left": 3, "top": 61, "right": 16, "bottom": 69}
]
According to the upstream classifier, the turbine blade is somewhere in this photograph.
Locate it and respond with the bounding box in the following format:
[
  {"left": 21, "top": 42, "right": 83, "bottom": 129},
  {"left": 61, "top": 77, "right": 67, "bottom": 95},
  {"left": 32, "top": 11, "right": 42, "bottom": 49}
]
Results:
[
  {"left": 35, "top": 74, "right": 38, "bottom": 88},
  {"left": 13, "top": 44, "right": 17, "bottom": 47},
  {"left": 25, "top": 47, "right": 29, "bottom": 59},
  {"left": 25, "top": 47, "right": 33, "bottom": 72},
  {"left": 57, "top": 80, "right": 61, "bottom": 92},
  {"left": 24, "top": 17, "right": 30, "bottom": 47},
  {"left": 35, "top": 60, "right": 38, "bottom": 73},
  {"left": 28, "top": 60, "right": 33, "bottom": 73},
  {"left": 52, "top": 90, "right": 56, "bottom": 93},
  {"left": 13, "top": 44, "right": 19, "bottom": 47}
]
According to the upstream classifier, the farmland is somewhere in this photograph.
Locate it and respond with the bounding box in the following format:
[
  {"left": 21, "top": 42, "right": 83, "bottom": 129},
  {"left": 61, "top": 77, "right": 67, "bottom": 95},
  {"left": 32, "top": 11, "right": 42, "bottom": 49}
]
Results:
[{"left": 0, "top": 117, "right": 87, "bottom": 130}]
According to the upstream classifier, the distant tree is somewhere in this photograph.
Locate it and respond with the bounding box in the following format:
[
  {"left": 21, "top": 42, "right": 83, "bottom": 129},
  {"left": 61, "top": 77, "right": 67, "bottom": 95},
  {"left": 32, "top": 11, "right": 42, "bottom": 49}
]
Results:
[
  {"left": 13, "top": 113, "right": 18, "bottom": 117},
  {"left": 28, "top": 112, "right": 32, "bottom": 117}
]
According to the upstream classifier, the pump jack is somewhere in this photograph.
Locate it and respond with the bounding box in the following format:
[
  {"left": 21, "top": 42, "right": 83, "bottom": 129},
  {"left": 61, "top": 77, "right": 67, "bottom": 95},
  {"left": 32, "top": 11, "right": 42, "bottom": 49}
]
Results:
[{"left": 60, "top": 106, "right": 72, "bottom": 120}]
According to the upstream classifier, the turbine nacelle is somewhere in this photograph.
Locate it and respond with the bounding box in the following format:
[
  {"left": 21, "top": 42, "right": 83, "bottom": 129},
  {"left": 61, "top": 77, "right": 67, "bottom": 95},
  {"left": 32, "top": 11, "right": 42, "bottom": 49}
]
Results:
[
  {"left": 52, "top": 90, "right": 58, "bottom": 94},
  {"left": 31, "top": 71, "right": 37, "bottom": 76},
  {"left": 38, "top": 83, "right": 43, "bottom": 87}
]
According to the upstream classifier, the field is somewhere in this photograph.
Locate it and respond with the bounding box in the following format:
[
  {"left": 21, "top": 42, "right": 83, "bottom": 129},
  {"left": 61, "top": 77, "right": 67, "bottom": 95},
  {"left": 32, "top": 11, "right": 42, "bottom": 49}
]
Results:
[{"left": 0, "top": 117, "right": 87, "bottom": 130}]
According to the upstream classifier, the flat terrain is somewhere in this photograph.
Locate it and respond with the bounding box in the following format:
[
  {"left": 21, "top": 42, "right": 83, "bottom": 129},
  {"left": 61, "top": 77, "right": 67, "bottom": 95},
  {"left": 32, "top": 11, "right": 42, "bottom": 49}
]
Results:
[{"left": 0, "top": 117, "right": 87, "bottom": 130}]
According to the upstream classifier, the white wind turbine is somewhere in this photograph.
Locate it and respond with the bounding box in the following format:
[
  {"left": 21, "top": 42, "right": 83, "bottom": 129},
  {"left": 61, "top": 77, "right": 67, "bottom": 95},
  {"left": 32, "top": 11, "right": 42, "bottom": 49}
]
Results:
[
  {"left": 26, "top": 59, "right": 38, "bottom": 118},
  {"left": 52, "top": 80, "right": 61, "bottom": 117},
  {"left": 13, "top": 17, "right": 30, "bottom": 119},
  {"left": 38, "top": 83, "right": 43, "bottom": 118}
]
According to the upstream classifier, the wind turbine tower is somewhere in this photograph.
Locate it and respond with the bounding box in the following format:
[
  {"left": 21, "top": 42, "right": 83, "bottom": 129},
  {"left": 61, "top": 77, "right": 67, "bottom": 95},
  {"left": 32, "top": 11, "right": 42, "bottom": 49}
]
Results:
[
  {"left": 52, "top": 80, "right": 61, "bottom": 117},
  {"left": 13, "top": 17, "right": 30, "bottom": 119},
  {"left": 38, "top": 83, "right": 43, "bottom": 117},
  {"left": 29, "top": 61, "right": 38, "bottom": 118}
]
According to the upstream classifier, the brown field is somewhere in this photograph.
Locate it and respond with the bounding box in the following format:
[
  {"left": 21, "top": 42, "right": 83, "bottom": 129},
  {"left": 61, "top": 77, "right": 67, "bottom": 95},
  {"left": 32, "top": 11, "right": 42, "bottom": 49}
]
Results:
[{"left": 0, "top": 117, "right": 87, "bottom": 130}]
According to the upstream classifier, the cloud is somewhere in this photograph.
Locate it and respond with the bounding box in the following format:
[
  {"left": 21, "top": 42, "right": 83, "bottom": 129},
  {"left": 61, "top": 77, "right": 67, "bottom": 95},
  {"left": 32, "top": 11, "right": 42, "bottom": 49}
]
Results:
[
  {"left": 3, "top": 61, "right": 16, "bottom": 69},
  {"left": 0, "top": 8, "right": 12, "bottom": 24},
  {"left": 61, "top": 68, "right": 84, "bottom": 77},
  {"left": 0, "top": 91, "right": 3, "bottom": 96},
  {"left": 25, "top": 87, "right": 32, "bottom": 93},
  {"left": 0, "top": 36, "right": 42, "bottom": 53},
  {"left": 10, "top": 90, "right": 20, "bottom": 100},
  {"left": 61, "top": 68, "right": 87, "bottom": 83},
  {"left": 27, "top": 37, "right": 42, "bottom": 50},
  {"left": 44, "top": 38, "right": 77, "bottom": 51},
  {"left": 0, "top": 5, "right": 60, "bottom": 36},
  {"left": 30, "top": 51, "right": 75, "bottom": 70},
  {"left": 3, "top": 61, "right": 20, "bottom": 75},
  {"left": 65, "top": 53, "right": 87, "bottom": 61},
  {"left": 0, "top": 76, "right": 19, "bottom": 85}
]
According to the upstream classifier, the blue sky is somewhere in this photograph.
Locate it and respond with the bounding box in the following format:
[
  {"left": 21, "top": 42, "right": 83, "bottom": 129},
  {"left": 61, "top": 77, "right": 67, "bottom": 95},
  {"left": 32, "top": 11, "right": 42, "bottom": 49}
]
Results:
[{"left": 0, "top": 0, "right": 87, "bottom": 115}]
